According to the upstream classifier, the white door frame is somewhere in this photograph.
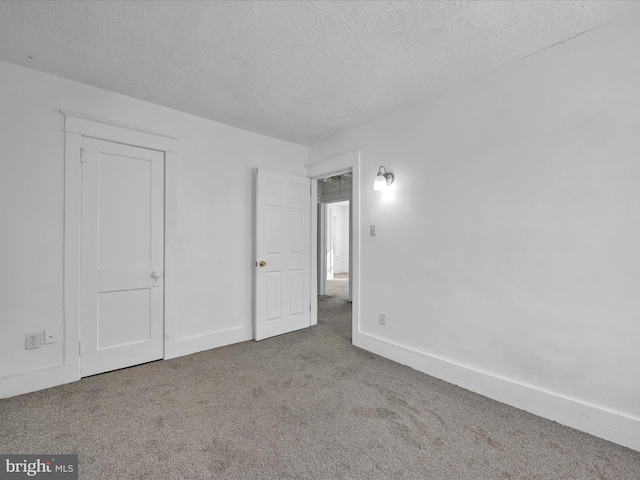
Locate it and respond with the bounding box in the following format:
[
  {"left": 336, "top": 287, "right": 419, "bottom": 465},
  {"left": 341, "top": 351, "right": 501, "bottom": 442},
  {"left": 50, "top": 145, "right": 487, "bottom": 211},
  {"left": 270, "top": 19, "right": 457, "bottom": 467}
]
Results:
[
  {"left": 318, "top": 198, "right": 352, "bottom": 297},
  {"left": 306, "top": 151, "right": 361, "bottom": 346},
  {"left": 62, "top": 111, "right": 179, "bottom": 378},
  {"left": 317, "top": 203, "right": 327, "bottom": 296},
  {"left": 317, "top": 194, "right": 352, "bottom": 299}
]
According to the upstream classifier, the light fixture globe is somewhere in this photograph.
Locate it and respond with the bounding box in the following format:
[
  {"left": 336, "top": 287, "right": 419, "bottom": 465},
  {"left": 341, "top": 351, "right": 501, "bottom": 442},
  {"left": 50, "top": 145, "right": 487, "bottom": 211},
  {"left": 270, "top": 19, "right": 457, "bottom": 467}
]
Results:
[
  {"left": 373, "top": 172, "right": 387, "bottom": 191},
  {"left": 373, "top": 166, "right": 394, "bottom": 191}
]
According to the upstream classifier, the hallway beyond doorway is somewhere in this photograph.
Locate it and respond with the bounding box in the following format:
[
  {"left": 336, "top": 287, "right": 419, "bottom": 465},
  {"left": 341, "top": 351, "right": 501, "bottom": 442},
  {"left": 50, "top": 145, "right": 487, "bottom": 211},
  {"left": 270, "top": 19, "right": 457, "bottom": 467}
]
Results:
[{"left": 318, "top": 275, "right": 351, "bottom": 342}]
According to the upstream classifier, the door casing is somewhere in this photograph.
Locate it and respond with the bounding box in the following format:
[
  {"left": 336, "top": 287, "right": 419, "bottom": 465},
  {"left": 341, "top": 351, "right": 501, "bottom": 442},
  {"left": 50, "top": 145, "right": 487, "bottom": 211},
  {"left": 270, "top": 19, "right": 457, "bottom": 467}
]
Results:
[
  {"left": 306, "top": 151, "right": 361, "bottom": 347},
  {"left": 62, "top": 111, "right": 178, "bottom": 379},
  {"left": 318, "top": 195, "right": 353, "bottom": 300}
]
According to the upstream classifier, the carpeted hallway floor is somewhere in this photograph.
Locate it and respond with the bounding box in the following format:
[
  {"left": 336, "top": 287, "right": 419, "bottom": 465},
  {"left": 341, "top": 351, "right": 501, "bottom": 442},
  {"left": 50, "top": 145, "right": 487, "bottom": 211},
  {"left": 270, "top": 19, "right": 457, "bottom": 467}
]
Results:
[{"left": 1, "top": 278, "right": 639, "bottom": 479}]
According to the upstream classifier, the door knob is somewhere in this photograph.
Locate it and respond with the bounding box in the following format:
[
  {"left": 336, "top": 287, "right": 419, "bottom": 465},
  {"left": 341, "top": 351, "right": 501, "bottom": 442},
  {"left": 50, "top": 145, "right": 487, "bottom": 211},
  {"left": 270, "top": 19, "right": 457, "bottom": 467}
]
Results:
[
  {"left": 258, "top": 261, "right": 266, "bottom": 267},
  {"left": 151, "top": 270, "right": 163, "bottom": 287}
]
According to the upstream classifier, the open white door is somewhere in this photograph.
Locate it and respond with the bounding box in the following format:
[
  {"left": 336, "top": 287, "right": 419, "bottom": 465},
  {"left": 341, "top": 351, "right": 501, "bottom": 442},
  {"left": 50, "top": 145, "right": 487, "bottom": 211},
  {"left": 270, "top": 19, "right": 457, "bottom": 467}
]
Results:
[
  {"left": 80, "top": 138, "right": 164, "bottom": 377},
  {"left": 255, "top": 168, "right": 311, "bottom": 341}
]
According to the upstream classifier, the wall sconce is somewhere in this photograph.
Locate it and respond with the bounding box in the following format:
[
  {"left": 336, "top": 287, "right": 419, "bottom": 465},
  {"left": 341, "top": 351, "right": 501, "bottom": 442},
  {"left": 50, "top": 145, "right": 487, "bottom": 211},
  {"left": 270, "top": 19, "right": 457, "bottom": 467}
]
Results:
[{"left": 373, "top": 166, "right": 394, "bottom": 191}]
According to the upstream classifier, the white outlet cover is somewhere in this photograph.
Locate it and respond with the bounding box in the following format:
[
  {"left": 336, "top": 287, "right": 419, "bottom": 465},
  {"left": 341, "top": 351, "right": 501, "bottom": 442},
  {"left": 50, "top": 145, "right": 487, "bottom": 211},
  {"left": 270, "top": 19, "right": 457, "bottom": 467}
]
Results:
[
  {"left": 44, "top": 328, "right": 59, "bottom": 344},
  {"left": 26, "top": 332, "right": 42, "bottom": 349}
]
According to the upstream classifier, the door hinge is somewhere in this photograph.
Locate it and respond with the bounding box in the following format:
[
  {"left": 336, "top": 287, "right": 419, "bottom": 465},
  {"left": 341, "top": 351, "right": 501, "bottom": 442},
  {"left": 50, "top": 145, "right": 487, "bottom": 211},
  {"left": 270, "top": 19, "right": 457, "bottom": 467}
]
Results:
[
  {"left": 78, "top": 340, "right": 83, "bottom": 356},
  {"left": 80, "top": 147, "right": 85, "bottom": 162}
]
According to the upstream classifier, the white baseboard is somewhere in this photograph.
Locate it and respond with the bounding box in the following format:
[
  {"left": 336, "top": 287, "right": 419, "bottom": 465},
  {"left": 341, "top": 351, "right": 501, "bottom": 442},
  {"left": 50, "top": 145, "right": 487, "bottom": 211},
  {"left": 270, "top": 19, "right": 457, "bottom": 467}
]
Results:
[
  {"left": 359, "top": 331, "right": 640, "bottom": 452},
  {"left": 1, "top": 326, "right": 252, "bottom": 398},
  {"left": 0, "top": 363, "right": 78, "bottom": 399},
  {"left": 165, "top": 324, "right": 252, "bottom": 360}
]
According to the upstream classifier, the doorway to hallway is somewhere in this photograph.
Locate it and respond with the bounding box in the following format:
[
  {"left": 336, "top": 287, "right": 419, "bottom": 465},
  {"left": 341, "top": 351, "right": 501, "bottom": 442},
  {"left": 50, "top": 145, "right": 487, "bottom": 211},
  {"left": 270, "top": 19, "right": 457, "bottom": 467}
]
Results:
[
  {"left": 317, "top": 174, "right": 352, "bottom": 341},
  {"left": 306, "top": 149, "right": 360, "bottom": 347}
]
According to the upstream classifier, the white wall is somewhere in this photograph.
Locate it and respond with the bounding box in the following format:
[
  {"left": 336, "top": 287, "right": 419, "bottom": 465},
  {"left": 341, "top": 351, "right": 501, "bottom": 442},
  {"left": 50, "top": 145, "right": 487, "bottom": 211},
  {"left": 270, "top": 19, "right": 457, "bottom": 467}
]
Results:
[
  {"left": 309, "top": 16, "right": 640, "bottom": 451},
  {"left": 0, "top": 60, "right": 306, "bottom": 397}
]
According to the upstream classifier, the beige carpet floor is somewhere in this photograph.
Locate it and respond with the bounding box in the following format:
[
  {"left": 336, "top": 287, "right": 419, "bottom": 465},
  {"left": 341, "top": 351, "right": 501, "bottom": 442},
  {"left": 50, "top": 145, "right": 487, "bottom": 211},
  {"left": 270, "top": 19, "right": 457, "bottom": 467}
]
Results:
[{"left": 1, "top": 279, "right": 639, "bottom": 479}]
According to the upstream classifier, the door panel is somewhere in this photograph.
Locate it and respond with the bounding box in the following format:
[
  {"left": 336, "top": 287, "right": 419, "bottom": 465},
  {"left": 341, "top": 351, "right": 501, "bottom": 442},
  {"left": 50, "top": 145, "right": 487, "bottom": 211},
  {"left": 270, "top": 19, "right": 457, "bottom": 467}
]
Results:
[
  {"left": 97, "top": 289, "right": 151, "bottom": 349},
  {"left": 81, "top": 138, "right": 164, "bottom": 377},
  {"left": 98, "top": 155, "right": 151, "bottom": 268},
  {"left": 255, "top": 168, "right": 311, "bottom": 340},
  {"left": 289, "top": 269, "right": 304, "bottom": 316}
]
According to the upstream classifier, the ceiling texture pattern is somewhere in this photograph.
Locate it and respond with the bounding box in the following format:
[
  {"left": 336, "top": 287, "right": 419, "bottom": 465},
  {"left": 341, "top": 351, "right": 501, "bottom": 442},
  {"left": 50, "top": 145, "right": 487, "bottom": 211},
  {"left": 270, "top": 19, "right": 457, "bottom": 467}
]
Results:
[{"left": 0, "top": 1, "right": 638, "bottom": 145}]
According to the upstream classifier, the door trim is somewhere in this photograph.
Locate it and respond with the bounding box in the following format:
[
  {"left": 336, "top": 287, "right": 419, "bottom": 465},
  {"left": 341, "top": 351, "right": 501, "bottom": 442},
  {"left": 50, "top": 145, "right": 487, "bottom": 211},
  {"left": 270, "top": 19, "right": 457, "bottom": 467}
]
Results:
[
  {"left": 62, "top": 111, "right": 179, "bottom": 378},
  {"left": 306, "top": 150, "right": 361, "bottom": 347}
]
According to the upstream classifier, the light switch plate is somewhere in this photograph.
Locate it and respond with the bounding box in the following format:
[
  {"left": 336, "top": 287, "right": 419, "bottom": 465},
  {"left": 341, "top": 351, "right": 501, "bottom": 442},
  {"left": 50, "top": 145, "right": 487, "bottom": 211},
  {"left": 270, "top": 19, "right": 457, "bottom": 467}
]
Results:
[{"left": 44, "top": 328, "right": 59, "bottom": 344}]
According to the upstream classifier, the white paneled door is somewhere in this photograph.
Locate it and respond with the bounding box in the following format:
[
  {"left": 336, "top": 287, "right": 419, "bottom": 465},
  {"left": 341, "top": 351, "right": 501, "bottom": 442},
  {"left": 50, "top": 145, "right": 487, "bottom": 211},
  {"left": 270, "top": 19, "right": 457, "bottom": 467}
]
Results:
[
  {"left": 80, "top": 138, "right": 164, "bottom": 377},
  {"left": 255, "top": 169, "right": 311, "bottom": 340}
]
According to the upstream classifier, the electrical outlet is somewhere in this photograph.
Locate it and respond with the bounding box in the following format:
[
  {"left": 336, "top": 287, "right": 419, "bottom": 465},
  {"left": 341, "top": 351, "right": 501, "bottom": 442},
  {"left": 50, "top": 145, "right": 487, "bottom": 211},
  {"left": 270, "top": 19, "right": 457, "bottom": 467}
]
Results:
[
  {"left": 379, "top": 312, "right": 387, "bottom": 325},
  {"left": 25, "top": 332, "right": 42, "bottom": 350}
]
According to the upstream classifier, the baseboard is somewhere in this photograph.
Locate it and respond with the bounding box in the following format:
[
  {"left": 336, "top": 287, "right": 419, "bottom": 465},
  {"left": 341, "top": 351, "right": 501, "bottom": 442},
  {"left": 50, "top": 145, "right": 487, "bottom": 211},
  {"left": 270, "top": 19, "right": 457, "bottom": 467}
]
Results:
[
  {"left": 1, "top": 326, "right": 252, "bottom": 398},
  {"left": 165, "top": 324, "right": 252, "bottom": 360},
  {"left": 0, "top": 363, "right": 79, "bottom": 399},
  {"left": 358, "top": 331, "right": 640, "bottom": 452}
]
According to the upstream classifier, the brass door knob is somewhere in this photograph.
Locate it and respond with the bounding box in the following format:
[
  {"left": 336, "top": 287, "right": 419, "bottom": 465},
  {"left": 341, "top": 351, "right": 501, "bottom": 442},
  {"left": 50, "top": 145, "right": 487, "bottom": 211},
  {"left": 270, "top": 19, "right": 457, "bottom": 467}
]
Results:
[{"left": 258, "top": 261, "right": 266, "bottom": 267}]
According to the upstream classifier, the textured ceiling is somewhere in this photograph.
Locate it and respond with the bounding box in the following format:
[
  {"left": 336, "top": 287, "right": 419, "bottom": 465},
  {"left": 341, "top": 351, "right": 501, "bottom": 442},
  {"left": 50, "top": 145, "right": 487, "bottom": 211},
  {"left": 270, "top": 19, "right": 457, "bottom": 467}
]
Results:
[{"left": 0, "top": 1, "right": 638, "bottom": 145}]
